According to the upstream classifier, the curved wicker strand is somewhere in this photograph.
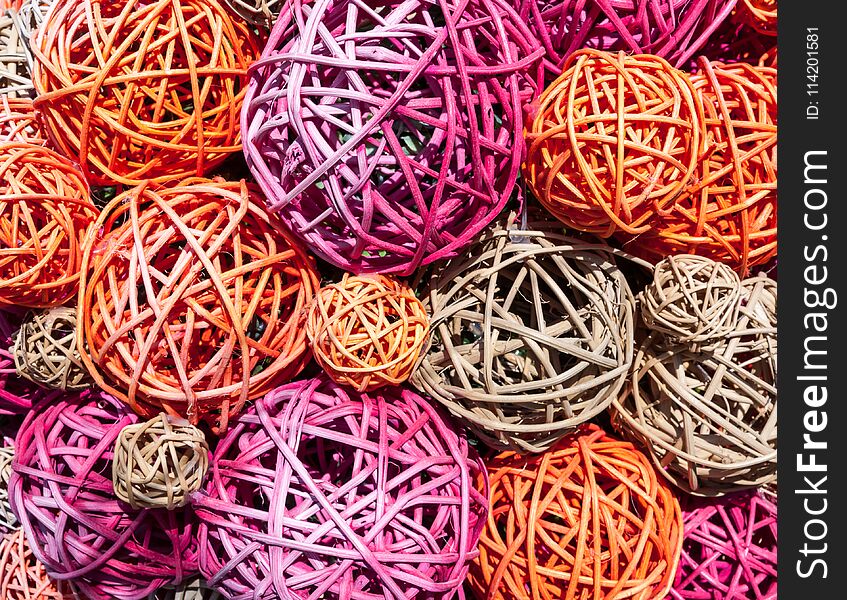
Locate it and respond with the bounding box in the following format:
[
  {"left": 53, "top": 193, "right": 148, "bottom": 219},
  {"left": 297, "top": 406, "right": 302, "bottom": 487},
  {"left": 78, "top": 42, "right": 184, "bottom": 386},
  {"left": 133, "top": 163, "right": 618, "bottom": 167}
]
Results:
[{"left": 0, "top": 9, "right": 31, "bottom": 97}]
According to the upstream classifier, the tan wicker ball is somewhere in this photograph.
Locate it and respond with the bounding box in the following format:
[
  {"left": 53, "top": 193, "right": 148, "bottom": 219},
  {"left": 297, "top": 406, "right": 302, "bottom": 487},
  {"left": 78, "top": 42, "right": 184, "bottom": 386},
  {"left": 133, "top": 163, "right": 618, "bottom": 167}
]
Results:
[
  {"left": 13, "top": 306, "right": 91, "bottom": 391},
  {"left": 412, "top": 215, "right": 635, "bottom": 453},
  {"left": 112, "top": 413, "right": 210, "bottom": 510},
  {"left": 222, "top": 0, "right": 279, "bottom": 28},
  {"left": 0, "top": 445, "right": 15, "bottom": 533},
  {"left": 148, "top": 577, "right": 222, "bottom": 600},
  {"left": 0, "top": 9, "right": 31, "bottom": 96}
]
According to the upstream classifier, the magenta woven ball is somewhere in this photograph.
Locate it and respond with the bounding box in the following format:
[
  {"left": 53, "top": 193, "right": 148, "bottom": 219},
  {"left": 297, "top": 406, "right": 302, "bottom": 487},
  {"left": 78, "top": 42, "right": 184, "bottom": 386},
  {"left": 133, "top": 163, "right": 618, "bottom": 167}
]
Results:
[
  {"left": 243, "top": 0, "right": 543, "bottom": 275},
  {"left": 518, "top": 0, "right": 736, "bottom": 82},
  {"left": 193, "top": 375, "right": 489, "bottom": 599},
  {"left": 9, "top": 390, "right": 199, "bottom": 600},
  {"left": 671, "top": 491, "right": 777, "bottom": 599},
  {"left": 0, "top": 309, "right": 37, "bottom": 416}
]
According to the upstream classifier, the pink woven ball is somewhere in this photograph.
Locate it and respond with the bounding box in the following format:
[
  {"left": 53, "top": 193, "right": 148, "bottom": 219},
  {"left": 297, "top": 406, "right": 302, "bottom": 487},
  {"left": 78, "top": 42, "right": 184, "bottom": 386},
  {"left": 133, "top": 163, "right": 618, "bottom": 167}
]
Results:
[
  {"left": 244, "top": 0, "right": 543, "bottom": 275},
  {"left": 518, "top": 0, "right": 737, "bottom": 82},
  {"left": 0, "top": 310, "right": 37, "bottom": 416},
  {"left": 671, "top": 491, "right": 777, "bottom": 599},
  {"left": 193, "top": 376, "right": 488, "bottom": 599},
  {"left": 9, "top": 391, "right": 199, "bottom": 600}
]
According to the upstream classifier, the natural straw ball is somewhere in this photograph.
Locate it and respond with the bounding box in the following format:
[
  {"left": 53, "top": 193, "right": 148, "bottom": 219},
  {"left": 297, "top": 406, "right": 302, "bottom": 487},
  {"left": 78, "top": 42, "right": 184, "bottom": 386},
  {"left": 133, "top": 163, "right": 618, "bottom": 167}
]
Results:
[
  {"left": 671, "top": 491, "right": 777, "bottom": 599},
  {"left": 149, "top": 578, "right": 222, "bottom": 600},
  {"left": 221, "top": 0, "right": 280, "bottom": 28},
  {"left": 244, "top": 0, "right": 543, "bottom": 275},
  {"left": 737, "top": 0, "right": 777, "bottom": 36},
  {"left": 0, "top": 142, "right": 97, "bottom": 308},
  {"left": 0, "top": 445, "right": 15, "bottom": 533},
  {"left": 306, "top": 274, "right": 430, "bottom": 392},
  {"left": 0, "top": 528, "right": 75, "bottom": 600},
  {"left": 13, "top": 306, "right": 91, "bottom": 391},
  {"left": 469, "top": 424, "right": 683, "bottom": 600},
  {"left": 113, "top": 413, "right": 210, "bottom": 511},
  {"left": 78, "top": 179, "right": 319, "bottom": 433},
  {"left": 623, "top": 59, "right": 777, "bottom": 276},
  {"left": 0, "top": 9, "right": 31, "bottom": 97},
  {"left": 194, "top": 375, "right": 488, "bottom": 600},
  {"left": 31, "top": 0, "right": 262, "bottom": 186},
  {"left": 9, "top": 390, "right": 199, "bottom": 600},
  {"left": 524, "top": 49, "right": 702, "bottom": 238},
  {"left": 640, "top": 255, "right": 742, "bottom": 346},
  {"left": 412, "top": 216, "right": 635, "bottom": 453},
  {"left": 0, "top": 97, "right": 43, "bottom": 143}
]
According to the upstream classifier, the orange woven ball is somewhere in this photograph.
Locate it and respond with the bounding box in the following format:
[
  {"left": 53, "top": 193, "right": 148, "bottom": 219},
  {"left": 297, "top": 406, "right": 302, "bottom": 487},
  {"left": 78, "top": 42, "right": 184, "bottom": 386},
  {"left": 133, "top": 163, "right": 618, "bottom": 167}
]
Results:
[
  {"left": 307, "top": 274, "right": 429, "bottom": 392},
  {"left": 0, "top": 142, "right": 97, "bottom": 308},
  {"left": 469, "top": 424, "right": 683, "bottom": 600},
  {"left": 0, "top": 98, "right": 44, "bottom": 144},
  {"left": 737, "top": 0, "right": 777, "bottom": 36},
  {"left": 0, "top": 528, "right": 74, "bottom": 600},
  {"left": 31, "top": 0, "right": 262, "bottom": 186},
  {"left": 524, "top": 49, "right": 702, "bottom": 237},
  {"left": 78, "top": 178, "right": 319, "bottom": 432},
  {"left": 623, "top": 60, "right": 777, "bottom": 276}
]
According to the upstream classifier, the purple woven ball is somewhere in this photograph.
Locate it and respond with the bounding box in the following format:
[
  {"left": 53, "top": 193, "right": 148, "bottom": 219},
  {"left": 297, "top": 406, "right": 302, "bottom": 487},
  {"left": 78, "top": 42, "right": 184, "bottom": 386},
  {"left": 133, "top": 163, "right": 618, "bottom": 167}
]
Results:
[
  {"left": 9, "top": 391, "right": 199, "bottom": 600},
  {"left": 518, "top": 0, "right": 737, "bottom": 83},
  {"left": 193, "top": 376, "right": 489, "bottom": 599},
  {"left": 671, "top": 491, "right": 777, "bottom": 599},
  {"left": 243, "top": 0, "right": 543, "bottom": 275}
]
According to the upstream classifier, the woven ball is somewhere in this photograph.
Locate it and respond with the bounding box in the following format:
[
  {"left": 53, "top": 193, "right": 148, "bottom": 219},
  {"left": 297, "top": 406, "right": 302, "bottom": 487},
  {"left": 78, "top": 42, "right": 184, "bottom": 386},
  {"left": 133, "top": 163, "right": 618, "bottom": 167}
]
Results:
[
  {"left": 640, "top": 255, "right": 742, "bottom": 345},
  {"left": 412, "top": 216, "right": 634, "bottom": 453},
  {"left": 13, "top": 306, "right": 91, "bottom": 391},
  {"left": 0, "top": 142, "right": 97, "bottom": 308},
  {"left": 113, "top": 413, "right": 210, "bottom": 511},
  {"left": 244, "top": 0, "right": 543, "bottom": 275},
  {"left": 469, "top": 424, "right": 683, "bottom": 600},
  {"left": 737, "top": 0, "right": 777, "bottom": 36},
  {"left": 0, "top": 9, "right": 31, "bottom": 97},
  {"left": 14, "top": 0, "right": 51, "bottom": 46},
  {"left": 149, "top": 578, "right": 223, "bottom": 600},
  {"left": 194, "top": 375, "right": 488, "bottom": 600},
  {"left": 0, "top": 445, "right": 15, "bottom": 533},
  {"left": 671, "top": 491, "right": 777, "bottom": 599},
  {"left": 78, "top": 179, "right": 319, "bottom": 432},
  {"left": 525, "top": 49, "right": 702, "bottom": 237},
  {"left": 0, "top": 310, "right": 33, "bottom": 416},
  {"left": 307, "top": 274, "right": 430, "bottom": 391},
  {"left": 623, "top": 59, "right": 777, "bottom": 276},
  {"left": 9, "top": 390, "right": 199, "bottom": 600},
  {"left": 613, "top": 275, "right": 777, "bottom": 494},
  {"left": 0, "top": 97, "right": 43, "bottom": 143},
  {"left": 0, "top": 528, "right": 75, "bottom": 600},
  {"left": 222, "top": 0, "right": 280, "bottom": 28},
  {"left": 682, "top": 17, "right": 776, "bottom": 72},
  {"left": 31, "top": 0, "right": 262, "bottom": 186}
]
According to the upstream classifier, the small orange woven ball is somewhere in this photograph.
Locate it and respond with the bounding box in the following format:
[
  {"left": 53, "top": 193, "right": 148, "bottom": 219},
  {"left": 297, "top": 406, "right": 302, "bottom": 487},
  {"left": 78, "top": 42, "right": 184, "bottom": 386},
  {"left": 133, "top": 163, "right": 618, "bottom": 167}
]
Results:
[
  {"left": 78, "top": 178, "right": 319, "bottom": 432},
  {"left": 0, "top": 528, "right": 74, "bottom": 600},
  {"left": 307, "top": 274, "right": 429, "bottom": 392},
  {"left": 524, "top": 49, "right": 702, "bottom": 237},
  {"left": 0, "top": 142, "right": 97, "bottom": 308},
  {"left": 32, "top": 0, "right": 262, "bottom": 186},
  {"left": 469, "top": 424, "right": 683, "bottom": 600}
]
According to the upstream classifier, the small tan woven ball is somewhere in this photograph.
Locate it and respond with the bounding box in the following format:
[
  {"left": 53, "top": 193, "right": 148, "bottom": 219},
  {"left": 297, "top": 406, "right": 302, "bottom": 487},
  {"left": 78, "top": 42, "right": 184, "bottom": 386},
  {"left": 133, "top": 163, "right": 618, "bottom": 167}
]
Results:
[
  {"left": 0, "top": 9, "right": 31, "bottom": 97},
  {"left": 0, "top": 445, "right": 15, "bottom": 533},
  {"left": 222, "top": 0, "right": 280, "bottom": 27},
  {"left": 149, "top": 578, "right": 223, "bottom": 600},
  {"left": 112, "top": 413, "right": 210, "bottom": 510}
]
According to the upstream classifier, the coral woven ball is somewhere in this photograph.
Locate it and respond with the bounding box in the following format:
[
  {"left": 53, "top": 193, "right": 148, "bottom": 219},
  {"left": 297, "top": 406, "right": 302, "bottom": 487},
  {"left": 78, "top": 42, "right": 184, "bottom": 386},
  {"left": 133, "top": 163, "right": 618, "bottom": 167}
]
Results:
[
  {"left": 306, "top": 274, "right": 429, "bottom": 391},
  {"left": 0, "top": 528, "right": 74, "bottom": 600},
  {"left": 244, "top": 0, "right": 543, "bottom": 275},
  {"left": 0, "top": 142, "right": 97, "bottom": 308},
  {"left": 469, "top": 424, "right": 683, "bottom": 600},
  {"left": 78, "top": 179, "right": 319, "bottom": 432},
  {"left": 671, "top": 491, "right": 777, "bottom": 599},
  {"left": 193, "top": 375, "right": 488, "bottom": 600},
  {"left": 9, "top": 391, "right": 199, "bottom": 600},
  {"left": 524, "top": 49, "right": 702, "bottom": 237},
  {"left": 0, "top": 98, "right": 44, "bottom": 144},
  {"left": 31, "top": 0, "right": 262, "bottom": 186}
]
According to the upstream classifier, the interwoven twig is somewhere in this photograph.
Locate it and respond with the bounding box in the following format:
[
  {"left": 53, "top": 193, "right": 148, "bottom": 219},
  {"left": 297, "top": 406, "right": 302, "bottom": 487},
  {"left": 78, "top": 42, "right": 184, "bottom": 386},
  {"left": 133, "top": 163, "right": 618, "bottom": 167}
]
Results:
[
  {"left": 9, "top": 390, "right": 199, "bottom": 600},
  {"left": 0, "top": 9, "right": 31, "bottom": 96},
  {"left": 31, "top": 0, "right": 262, "bottom": 185},
  {"left": 0, "top": 97, "right": 43, "bottom": 143},
  {"left": 149, "top": 578, "right": 222, "bottom": 600},
  {"left": 737, "top": 0, "right": 777, "bottom": 36},
  {"left": 524, "top": 49, "right": 703, "bottom": 237},
  {"left": 671, "top": 491, "right": 777, "bottom": 599},
  {"left": 221, "top": 0, "right": 279, "bottom": 28},
  {"left": 624, "top": 59, "right": 777, "bottom": 276},
  {"left": 113, "top": 413, "right": 209, "bottom": 510},
  {"left": 640, "top": 255, "right": 742, "bottom": 345},
  {"left": 0, "top": 528, "right": 75, "bottom": 600},
  {"left": 468, "top": 424, "right": 683, "bottom": 600},
  {"left": 193, "top": 375, "right": 488, "bottom": 600},
  {"left": 0, "top": 445, "right": 15, "bottom": 533},
  {"left": 13, "top": 306, "right": 91, "bottom": 391},
  {"left": 613, "top": 275, "right": 777, "bottom": 494},
  {"left": 518, "top": 0, "right": 737, "bottom": 83},
  {"left": 77, "top": 179, "right": 318, "bottom": 433},
  {"left": 307, "top": 274, "right": 430, "bottom": 392},
  {"left": 244, "top": 0, "right": 543, "bottom": 275},
  {"left": 0, "top": 142, "right": 97, "bottom": 308},
  {"left": 412, "top": 215, "right": 634, "bottom": 453}
]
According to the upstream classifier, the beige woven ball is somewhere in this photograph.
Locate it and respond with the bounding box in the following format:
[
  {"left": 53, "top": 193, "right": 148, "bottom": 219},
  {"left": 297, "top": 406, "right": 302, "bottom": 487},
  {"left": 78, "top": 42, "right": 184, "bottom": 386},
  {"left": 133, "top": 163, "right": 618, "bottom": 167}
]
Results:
[
  {"left": 0, "top": 445, "right": 15, "bottom": 533},
  {"left": 0, "top": 9, "right": 31, "bottom": 97},
  {"left": 148, "top": 578, "right": 223, "bottom": 600},
  {"left": 222, "top": 0, "right": 280, "bottom": 27}
]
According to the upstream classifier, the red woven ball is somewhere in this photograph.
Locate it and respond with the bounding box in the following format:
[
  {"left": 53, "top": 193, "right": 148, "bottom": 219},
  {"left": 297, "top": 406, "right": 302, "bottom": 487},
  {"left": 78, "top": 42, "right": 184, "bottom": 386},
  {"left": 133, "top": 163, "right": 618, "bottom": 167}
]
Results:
[
  {"left": 243, "top": 0, "right": 543, "bottom": 275},
  {"left": 0, "top": 97, "right": 44, "bottom": 144},
  {"left": 9, "top": 390, "right": 199, "bottom": 600}
]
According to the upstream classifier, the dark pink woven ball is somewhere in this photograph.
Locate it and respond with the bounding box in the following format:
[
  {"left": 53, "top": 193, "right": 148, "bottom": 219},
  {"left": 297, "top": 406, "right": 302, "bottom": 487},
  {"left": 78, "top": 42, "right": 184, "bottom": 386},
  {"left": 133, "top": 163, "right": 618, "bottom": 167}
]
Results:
[
  {"left": 9, "top": 390, "right": 199, "bottom": 600},
  {"left": 193, "top": 375, "right": 489, "bottom": 599},
  {"left": 518, "top": 0, "right": 736, "bottom": 82},
  {"left": 243, "top": 0, "right": 543, "bottom": 275},
  {"left": 671, "top": 491, "right": 777, "bottom": 599}
]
